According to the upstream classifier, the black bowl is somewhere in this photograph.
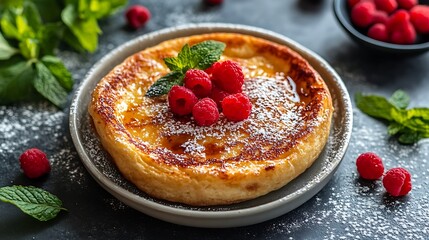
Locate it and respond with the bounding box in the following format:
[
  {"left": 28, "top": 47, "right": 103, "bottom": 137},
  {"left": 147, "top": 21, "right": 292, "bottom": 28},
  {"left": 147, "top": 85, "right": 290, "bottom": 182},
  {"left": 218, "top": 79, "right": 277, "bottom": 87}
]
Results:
[{"left": 333, "top": 0, "right": 429, "bottom": 54}]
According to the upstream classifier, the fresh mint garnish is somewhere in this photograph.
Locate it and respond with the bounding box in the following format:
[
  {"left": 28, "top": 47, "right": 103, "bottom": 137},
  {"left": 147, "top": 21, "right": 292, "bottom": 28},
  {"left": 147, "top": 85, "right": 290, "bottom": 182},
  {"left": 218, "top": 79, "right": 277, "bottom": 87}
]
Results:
[
  {"left": 0, "top": 0, "right": 127, "bottom": 107},
  {"left": 145, "top": 40, "right": 226, "bottom": 97},
  {"left": 356, "top": 90, "right": 429, "bottom": 144},
  {"left": 0, "top": 185, "right": 66, "bottom": 221}
]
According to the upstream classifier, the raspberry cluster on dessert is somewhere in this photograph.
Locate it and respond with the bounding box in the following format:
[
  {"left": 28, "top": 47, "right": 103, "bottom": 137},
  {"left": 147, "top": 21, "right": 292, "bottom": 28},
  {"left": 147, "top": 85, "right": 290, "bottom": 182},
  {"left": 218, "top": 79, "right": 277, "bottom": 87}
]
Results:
[
  {"left": 349, "top": 0, "right": 429, "bottom": 44},
  {"left": 168, "top": 60, "right": 252, "bottom": 126}
]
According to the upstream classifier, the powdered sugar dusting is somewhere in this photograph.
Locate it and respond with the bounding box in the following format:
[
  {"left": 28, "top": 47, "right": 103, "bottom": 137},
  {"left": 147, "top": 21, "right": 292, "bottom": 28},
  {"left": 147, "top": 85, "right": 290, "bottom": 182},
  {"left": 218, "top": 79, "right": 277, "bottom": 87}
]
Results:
[
  {"left": 139, "top": 75, "right": 315, "bottom": 161},
  {"left": 0, "top": 103, "right": 84, "bottom": 184}
]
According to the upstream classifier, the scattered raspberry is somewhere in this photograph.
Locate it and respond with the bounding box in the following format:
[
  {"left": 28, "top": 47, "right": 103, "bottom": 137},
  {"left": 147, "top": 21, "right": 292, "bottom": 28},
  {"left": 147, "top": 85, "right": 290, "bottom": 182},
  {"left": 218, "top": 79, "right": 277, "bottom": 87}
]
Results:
[
  {"left": 211, "top": 60, "right": 245, "bottom": 94},
  {"left": 221, "top": 93, "right": 252, "bottom": 122},
  {"left": 19, "top": 148, "right": 51, "bottom": 179},
  {"left": 374, "top": 0, "right": 398, "bottom": 14},
  {"left": 168, "top": 85, "right": 198, "bottom": 116},
  {"left": 184, "top": 69, "right": 212, "bottom": 98},
  {"left": 397, "top": 0, "right": 417, "bottom": 10},
  {"left": 356, "top": 152, "right": 385, "bottom": 180},
  {"left": 210, "top": 85, "right": 230, "bottom": 109},
  {"left": 205, "top": 0, "right": 223, "bottom": 5},
  {"left": 373, "top": 10, "right": 389, "bottom": 24},
  {"left": 125, "top": 5, "right": 151, "bottom": 29},
  {"left": 351, "top": 1, "right": 376, "bottom": 28},
  {"left": 390, "top": 20, "right": 416, "bottom": 44},
  {"left": 192, "top": 98, "right": 219, "bottom": 126},
  {"left": 410, "top": 5, "right": 429, "bottom": 34},
  {"left": 383, "top": 168, "right": 412, "bottom": 196}
]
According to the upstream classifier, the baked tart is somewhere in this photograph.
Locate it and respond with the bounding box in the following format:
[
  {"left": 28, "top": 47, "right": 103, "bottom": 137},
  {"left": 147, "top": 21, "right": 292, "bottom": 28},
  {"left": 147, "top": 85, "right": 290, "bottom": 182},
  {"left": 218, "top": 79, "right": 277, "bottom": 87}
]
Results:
[{"left": 89, "top": 33, "right": 334, "bottom": 206}]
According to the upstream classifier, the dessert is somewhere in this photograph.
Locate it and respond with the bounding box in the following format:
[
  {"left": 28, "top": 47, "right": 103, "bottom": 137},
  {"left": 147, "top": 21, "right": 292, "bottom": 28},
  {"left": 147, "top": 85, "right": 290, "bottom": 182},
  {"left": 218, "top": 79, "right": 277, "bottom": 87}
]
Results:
[{"left": 89, "top": 33, "right": 333, "bottom": 206}]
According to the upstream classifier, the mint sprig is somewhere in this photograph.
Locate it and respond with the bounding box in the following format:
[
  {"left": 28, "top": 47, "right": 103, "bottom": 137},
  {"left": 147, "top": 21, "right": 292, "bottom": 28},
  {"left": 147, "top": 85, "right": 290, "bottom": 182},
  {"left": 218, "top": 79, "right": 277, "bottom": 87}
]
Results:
[
  {"left": 145, "top": 40, "right": 226, "bottom": 97},
  {"left": 356, "top": 90, "right": 429, "bottom": 144},
  {"left": 0, "top": 185, "right": 66, "bottom": 221},
  {"left": 0, "top": 0, "right": 128, "bottom": 107}
]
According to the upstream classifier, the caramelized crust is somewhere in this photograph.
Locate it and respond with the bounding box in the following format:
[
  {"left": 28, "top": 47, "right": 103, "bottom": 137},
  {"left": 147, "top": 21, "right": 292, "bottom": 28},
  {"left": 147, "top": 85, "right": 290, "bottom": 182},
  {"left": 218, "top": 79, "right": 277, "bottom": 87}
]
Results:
[{"left": 89, "top": 33, "right": 333, "bottom": 206}]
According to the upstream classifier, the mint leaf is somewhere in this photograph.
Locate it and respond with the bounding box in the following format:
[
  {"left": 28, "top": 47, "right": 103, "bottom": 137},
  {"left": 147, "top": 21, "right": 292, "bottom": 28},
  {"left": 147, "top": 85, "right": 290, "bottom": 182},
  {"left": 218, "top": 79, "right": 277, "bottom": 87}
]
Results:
[
  {"left": 22, "top": 1, "right": 42, "bottom": 32},
  {"left": 355, "top": 92, "right": 396, "bottom": 121},
  {"left": 190, "top": 40, "right": 226, "bottom": 70},
  {"left": 0, "top": 186, "right": 66, "bottom": 221},
  {"left": 145, "top": 71, "right": 184, "bottom": 97},
  {"left": 41, "top": 55, "right": 73, "bottom": 91},
  {"left": 389, "top": 90, "right": 410, "bottom": 109},
  {"left": 164, "top": 44, "right": 195, "bottom": 72},
  {"left": 0, "top": 57, "right": 37, "bottom": 103},
  {"left": 387, "top": 122, "right": 403, "bottom": 136},
  {"left": 34, "top": 61, "right": 68, "bottom": 108},
  {"left": 0, "top": 32, "right": 18, "bottom": 60},
  {"left": 1, "top": 10, "right": 21, "bottom": 39},
  {"left": 398, "top": 131, "right": 422, "bottom": 145},
  {"left": 61, "top": 4, "right": 100, "bottom": 53},
  {"left": 19, "top": 38, "right": 40, "bottom": 59},
  {"left": 37, "top": 22, "right": 64, "bottom": 56},
  {"left": 356, "top": 90, "right": 429, "bottom": 144}
]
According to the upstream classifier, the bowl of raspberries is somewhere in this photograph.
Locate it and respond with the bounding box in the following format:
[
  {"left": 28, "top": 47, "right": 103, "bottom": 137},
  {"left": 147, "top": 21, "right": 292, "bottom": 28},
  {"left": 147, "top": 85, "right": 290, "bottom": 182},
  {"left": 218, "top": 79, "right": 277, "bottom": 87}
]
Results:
[{"left": 334, "top": 0, "right": 429, "bottom": 54}]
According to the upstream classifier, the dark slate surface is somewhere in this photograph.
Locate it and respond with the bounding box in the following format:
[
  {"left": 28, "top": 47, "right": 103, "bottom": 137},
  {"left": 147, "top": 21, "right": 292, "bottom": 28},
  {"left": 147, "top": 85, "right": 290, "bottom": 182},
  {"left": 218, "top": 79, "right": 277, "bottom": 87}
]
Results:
[{"left": 1, "top": 0, "right": 428, "bottom": 239}]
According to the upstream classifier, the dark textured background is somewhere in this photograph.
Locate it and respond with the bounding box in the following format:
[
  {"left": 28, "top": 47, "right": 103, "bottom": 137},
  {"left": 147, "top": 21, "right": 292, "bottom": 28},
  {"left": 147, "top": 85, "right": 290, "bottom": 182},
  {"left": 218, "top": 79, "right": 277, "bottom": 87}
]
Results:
[{"left": 1, "top": 0, "right": 428, "bottom": 239}]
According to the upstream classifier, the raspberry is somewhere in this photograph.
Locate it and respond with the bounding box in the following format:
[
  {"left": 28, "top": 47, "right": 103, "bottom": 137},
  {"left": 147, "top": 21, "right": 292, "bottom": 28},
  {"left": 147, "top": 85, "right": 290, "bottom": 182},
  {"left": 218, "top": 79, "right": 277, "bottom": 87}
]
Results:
[
  {"left": 410, "top": 5, "right": 429, "bottom": 34},
  {"left": 368, "top": 23, "right": 389, "bottom": 41},
  {"left": 387, "top": 9, "right": 410, "bottom": 30},
  {"left": 356, "top": 152, "right": 384, "bottom": 180},
  {"left": 374, "top": 0, "right": 398, "bottom": 13},
  {"left": 351, "top": 2, "right": 376, "bottom": 28},
  {"left": 19, "top": 148, "right": 51, "bottom": 179},
  {"left": 397, "top": 0, "right": 417, "bottom": 10},
  {"left": 125, "top": 5, "right": 151, "bottom": 29},
  {"left": 204, "top": 62, "right": 221, "bottom": 76},
  {"left": 184, "top": 69, "right": 212, "bottom": 98},
  {"left": 211, "top": 60, "right": 245, "bottom": 94},
  {"left": 221, "top": 93, "right": 252, "bottom": 122},
  {"left": 383, "top": 168, "right": 412, "bottom": 196},
  {"left": 192, "top": 98, "right": 219, "bottom": 126},
  {"left": 168, "top": 85, "right": 198, "bottom": 116},
  {"left": 210, "top": 85, "right": 230, "bottom": 109},
  {"left": 390, "top": 21, "right": 416, "bottom": 44},
  {"left": 373, "top": 10, "right": 389, "bottom": 24},
  {"left": 205, "top": 0, "right": 223, "bottom": 5}
]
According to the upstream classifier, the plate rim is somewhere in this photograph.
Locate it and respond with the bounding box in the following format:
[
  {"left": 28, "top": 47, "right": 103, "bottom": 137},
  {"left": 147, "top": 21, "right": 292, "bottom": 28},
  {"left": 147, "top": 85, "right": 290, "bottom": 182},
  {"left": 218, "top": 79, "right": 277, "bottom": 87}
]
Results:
[{"left": 69, "top": 23, "right": 353, "bottom": 226}]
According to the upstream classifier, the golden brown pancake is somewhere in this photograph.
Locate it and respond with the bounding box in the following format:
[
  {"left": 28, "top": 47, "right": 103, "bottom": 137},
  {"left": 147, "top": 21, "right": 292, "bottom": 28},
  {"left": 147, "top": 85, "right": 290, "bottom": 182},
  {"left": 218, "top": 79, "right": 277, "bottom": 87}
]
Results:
[{"left": 89, "top": 33, "right": 333, "bottom": 206}]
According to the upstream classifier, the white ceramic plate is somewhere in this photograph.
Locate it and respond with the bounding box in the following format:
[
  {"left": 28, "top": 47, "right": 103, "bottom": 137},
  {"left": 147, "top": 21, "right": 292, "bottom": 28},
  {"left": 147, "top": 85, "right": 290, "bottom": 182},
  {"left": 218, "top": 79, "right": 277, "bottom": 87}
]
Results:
[{"left": 69, "top": 23, "right": 353, "bottom": 228}]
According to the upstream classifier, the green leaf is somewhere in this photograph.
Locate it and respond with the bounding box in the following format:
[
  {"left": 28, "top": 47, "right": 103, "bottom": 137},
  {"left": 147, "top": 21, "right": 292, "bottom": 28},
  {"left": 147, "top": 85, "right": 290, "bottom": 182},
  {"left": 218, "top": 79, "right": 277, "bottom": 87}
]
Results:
[
  {"left": 164, "top": 44, "right": 195, "bottom": 72},
  {"left": 355, "top": 92, "right": 396, "bottom": 121},
  {"left": 387, "top": 122, "right": 403, "bottom": 136},
  {"left": 0, "top": 57, "right": 37, "bottom": 103},
  {"left": 398, "top": 130, "right": 422, "bottom": 145},
  {"left": 0, "top": 32, "right": 18, "bottom": 60},
  {"left": 34, "top": 61, "right": 68, "bottom": 108},
  {"left": 145, "top": 71, "right": 184, "bottom": 97},
  {"left": 163, "top": 41, "right": 226, "bottom": 73},
  {"left": 190, "top": 40, "right": 226, "bottom": 70},
  {"left": 1, "top": 10, "right": 20, "bottom": 39},
  {"left": 19, "top": 38, "right": 39, "bottom": 59},
  {"left": 22, "top": 1, "right": 43, "bottom": 32},
  {"left": 61, "top": 4, "right": 101, "bottom": 53},
  {"left": 37, "top": 22, "right": 64, "bottom": 56},
  {"left": 389, "top": 90, "right": 410, "bottom": 109},
  {"left": 0, "top": 186, "right": 66, "bottom": 221},
  {"left": 41, "top": 55, "right": 74, "bottom": 91}
]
